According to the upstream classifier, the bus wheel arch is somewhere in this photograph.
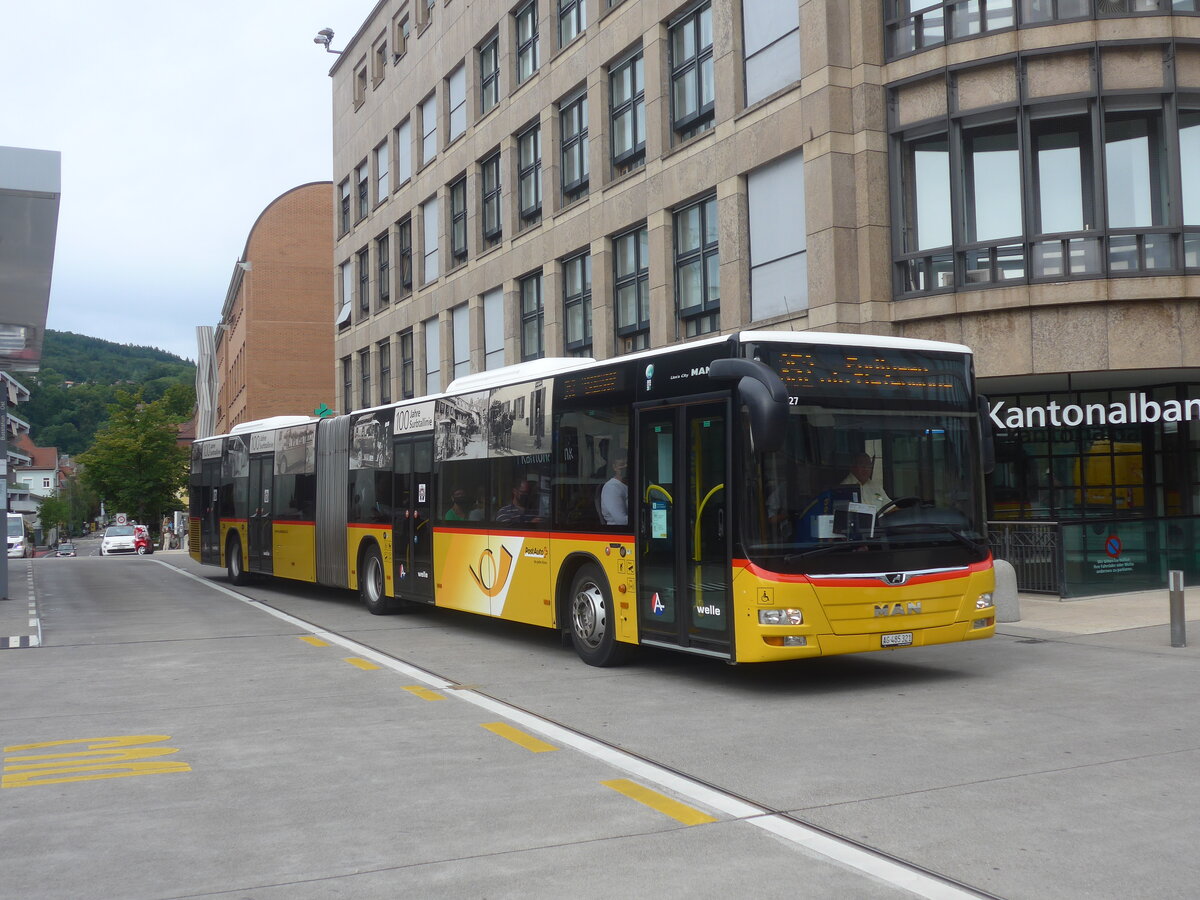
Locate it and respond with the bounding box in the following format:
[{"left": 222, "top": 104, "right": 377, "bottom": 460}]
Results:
[
  {"left": 358, "top": 540, "right": 398, "bottom": 615},
  {"left": 226, "top": 532, "right": 249, "bottom": 586},
  {"left": 561, "top": 557, "right": 633, "bottom": 667}
]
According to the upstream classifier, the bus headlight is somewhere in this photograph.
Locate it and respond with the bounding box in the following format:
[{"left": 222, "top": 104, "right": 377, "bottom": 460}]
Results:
[
  {"left": 760, "top": 608, "right": 803, "bottom": 626},
  {"left": 976, "top": 592, "right": 994, "bottom": 610}
]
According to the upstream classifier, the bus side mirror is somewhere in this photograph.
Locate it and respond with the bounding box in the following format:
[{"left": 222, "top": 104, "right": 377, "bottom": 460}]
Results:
[
  {"left": 978, "top": 395, "right": 995, "bottom": 475},
  {"left": 709, "top": 358, "right": 788, "bottom": 455}
]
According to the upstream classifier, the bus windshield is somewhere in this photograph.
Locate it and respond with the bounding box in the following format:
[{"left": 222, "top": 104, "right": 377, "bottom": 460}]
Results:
[
  {"left": 8, "top": 516, "right": 23, "bottom": 538},
  {"left": 744, "top": 405, "right": 987, "bottom": 576}
]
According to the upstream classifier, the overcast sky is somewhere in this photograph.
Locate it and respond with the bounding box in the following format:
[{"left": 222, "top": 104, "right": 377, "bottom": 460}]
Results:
[{"left": 5, "top": 2, "right": 370, "bottom": 364}]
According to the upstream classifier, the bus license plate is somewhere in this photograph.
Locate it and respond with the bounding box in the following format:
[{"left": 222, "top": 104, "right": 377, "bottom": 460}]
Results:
[{"left": 881, "top": 632, "right": 913, "bottom": 647}]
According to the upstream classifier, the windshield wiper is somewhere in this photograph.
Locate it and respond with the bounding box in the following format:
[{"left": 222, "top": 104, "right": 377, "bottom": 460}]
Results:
[
  {"left": 882, "top": 522, "right": 985, "bottom": 554},
  {"left": 785, "top": 539, "right": 876, "bottom": 561}
]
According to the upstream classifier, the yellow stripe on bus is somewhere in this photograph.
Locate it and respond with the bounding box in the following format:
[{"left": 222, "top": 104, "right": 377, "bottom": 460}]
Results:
[
  {"left": 602, "top": 778, "right": 718, "bottom": 826},
  {"left": 481, "top": 722, "right": 559, "bottom": 753}
]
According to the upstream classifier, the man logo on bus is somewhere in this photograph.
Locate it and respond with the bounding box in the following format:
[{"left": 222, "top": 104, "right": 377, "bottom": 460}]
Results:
[
  {"left": 469, "top": 545, "right": 515, "bottom": 598},
  {"left": 645, "top": 363, "right": 654, "bottom": 391}
]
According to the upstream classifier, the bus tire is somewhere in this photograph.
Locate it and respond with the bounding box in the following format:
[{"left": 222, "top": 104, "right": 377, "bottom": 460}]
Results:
[
  {"left": 360, "top": 545, "right": 398, "bottom": 615},
  {"left": 226, "top": 534, "right": 250, "bottom": 586},
  {"left": 568, "top": 564, "right": 632, "bottom": 667}
]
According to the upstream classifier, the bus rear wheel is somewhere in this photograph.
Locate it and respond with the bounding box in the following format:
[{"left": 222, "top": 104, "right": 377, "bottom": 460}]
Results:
[
  {"left": 226, "top": 535, "right": 249, "bottom": 586},
  {"left": 360, "top": 545, "right": 399, "bottom": 615},
  {"left": 568, "top": 564, "right": 632, "bottom": 667}
]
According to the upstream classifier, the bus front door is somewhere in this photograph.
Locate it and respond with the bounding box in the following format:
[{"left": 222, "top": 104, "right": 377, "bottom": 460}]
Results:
[
  {"left": 635, "top": 399, "right": 732, "bottom": 659},
  {"left": 247, "top": 455, "right": 273, "bottom": 575},
  {"left": 392, "top": 436, "right": 434, "bottom": 603},
  {"left": 200, "top": 460, "right": 221, "bottom": 565}
]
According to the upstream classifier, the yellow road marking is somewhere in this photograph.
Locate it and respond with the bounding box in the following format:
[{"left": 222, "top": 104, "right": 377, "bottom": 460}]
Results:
[
  {"left": 299, "top": 636, "right": 329, "bottom": 647},
  {"left": 344, "top": 657, "right": 380, "bottom": 670},
  {"left": 481, "top": 722, "right": 559, "bottom": 753},
  {"left": 602, "top": 778, "right": 718, "bottom": 825},
  {"left": 402, "top": 685, "right": 445, "bottom": 701},
  {"left": 3, "top": 735, "right": 191, "bottom": 788}
]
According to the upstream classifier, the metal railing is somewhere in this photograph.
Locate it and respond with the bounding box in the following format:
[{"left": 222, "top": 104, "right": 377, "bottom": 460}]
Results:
[{"left": 987, "top": 520, "right": 1062, "bottom": 594}]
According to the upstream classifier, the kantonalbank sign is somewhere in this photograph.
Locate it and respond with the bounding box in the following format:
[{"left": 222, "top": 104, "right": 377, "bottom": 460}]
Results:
[{"left": 990, "top": 393, "right": 1200, "bottom": 430}]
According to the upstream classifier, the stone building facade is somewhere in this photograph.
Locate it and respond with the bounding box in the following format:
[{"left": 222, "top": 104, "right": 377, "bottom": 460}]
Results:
[{"left": 330, "top": 0, "right": 1200, "bottom": 582}]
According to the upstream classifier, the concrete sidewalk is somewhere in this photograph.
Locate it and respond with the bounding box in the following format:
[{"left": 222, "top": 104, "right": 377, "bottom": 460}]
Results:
[
  {"left": 998, "top": 587, "right": 1196, "bottom": 638},
  {"left": 0, "top": 557, "right": 39, "bottom": 647}
]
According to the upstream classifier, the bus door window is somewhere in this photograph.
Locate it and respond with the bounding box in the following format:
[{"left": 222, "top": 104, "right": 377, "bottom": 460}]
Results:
[
  {"left": 411, "top": 438, "right": 434, "bottom": 595},
  {"left": 247, "top": 454, "right": 273, "bottom": 574}
]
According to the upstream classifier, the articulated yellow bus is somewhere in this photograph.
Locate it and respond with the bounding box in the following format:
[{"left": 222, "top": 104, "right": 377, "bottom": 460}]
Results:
[{"left": 190, "top": 331, "right": 996, "bottom": 666}]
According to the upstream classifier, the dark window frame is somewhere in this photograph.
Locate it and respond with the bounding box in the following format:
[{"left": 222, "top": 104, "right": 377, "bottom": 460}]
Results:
[
  {"left": 610, "top": 51, "right": 645, "bottom": 171},
  {"left": 668, "top": 4, "right": 715, "bottom": 140},
  {"left": 560, "top": 91, "right": 589, "bottom": 204},
  {"left": 450, "top": 175, "right": 469, "bottom": 264},
  {"left": 562, "top": 251, "right": 592, "bottom": 356},
  {"left": 673, "top": 195, "right": 720, "bottom": 337},
  {"left": 481, "top": 151, "right": 503, "bottom": 245},
  {"left": 520, "top": 271, "right": 545, "bottom": 361},
  {"left": 518, "top": 123, "right": 543, "bottom": 225}
]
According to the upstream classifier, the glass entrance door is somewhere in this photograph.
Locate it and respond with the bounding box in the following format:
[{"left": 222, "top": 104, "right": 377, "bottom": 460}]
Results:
[
  {"left": 636, "top": 399, "right": 731, "bottom": 657},
  {"left": 247, "top": 455, "right": 273, "bottom": 575},
  {"left": 392, "top": 436, "right": 434, "bottom": 603}
]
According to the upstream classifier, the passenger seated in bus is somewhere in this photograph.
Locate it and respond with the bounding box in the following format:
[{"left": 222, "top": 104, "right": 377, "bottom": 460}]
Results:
[
  {"left": 841, "top": 452, "right": 891, "bottom": 510},
  {"left": 444, "top": 488, "right": 471, "bottom": 521},
  {"left": 468, "top": 486, "right": 487, "bottom": 521},
  {"left": 600, "top": 458, "right": 629, "bottom": 525},
  {"left": 496, "top": 480, "right": 542, "bottom": 524}
]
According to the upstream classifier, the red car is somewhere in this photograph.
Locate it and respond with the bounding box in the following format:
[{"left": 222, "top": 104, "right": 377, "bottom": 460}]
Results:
[{"left": 134, "top": 525, "right": 154, "bottom": 555}]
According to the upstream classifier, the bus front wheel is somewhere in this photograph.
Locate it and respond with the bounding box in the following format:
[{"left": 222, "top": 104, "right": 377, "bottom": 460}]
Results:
[
  {"left": 226, "top": 535, "right": 249, "bottom": 586},
  {"left": 568, "top": 564, "right": 632, "bottom": 667},
  {"left": 360, "top": 545, "right": 399, "bottom": 615}
]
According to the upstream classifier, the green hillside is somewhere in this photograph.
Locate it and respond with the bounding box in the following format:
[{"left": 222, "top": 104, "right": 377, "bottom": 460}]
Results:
[{"left": 19, "top": 330, "right": 196, "bottom": 456}]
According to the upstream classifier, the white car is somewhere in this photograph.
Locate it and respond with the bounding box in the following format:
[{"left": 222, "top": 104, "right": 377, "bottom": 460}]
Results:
[{"left": 100, "top": 525, "right": 137, "bottom": 555}]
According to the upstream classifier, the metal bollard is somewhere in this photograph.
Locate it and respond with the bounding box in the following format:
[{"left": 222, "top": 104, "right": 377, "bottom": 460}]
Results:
[{"left": 1169, "top": 570, "right": 1186, "bottom": 648}]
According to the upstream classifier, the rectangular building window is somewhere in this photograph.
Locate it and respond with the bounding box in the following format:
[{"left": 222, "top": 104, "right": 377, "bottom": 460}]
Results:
[
  {"left": 520, "top": 271, "right": 544, "bottom": 361},
  {"left": 339, "top": 179, "right": 351, "bottom": 235},
  {"left": 610, "top": 51, "right": 645, "bottom": 172},
  {"left": 373, "top": 39, "right": 388, "bottom": 85},
  {"left": 356, "top": 162, "right": 369, "bottom": 220},
  {"left": 518, "top": 123, "right": 542, "bottom": 226},
  {"left": 424, "top": 316, "right": 441, "bottom": 394},
  {"left": 421, "top": 94, "right": 438, "bottom": 165},
  {"left": 747, "top": 152, "right": 807, "bottom": 320},
  {"left": 357, "top": 248, "right": 370, "bottom": 315},
  {"left": 516, "top": 1, "right": 540, "bottom": 85},
  {"left": 376, "top": 232, "right": 390, "bottom": 306},
  {"left": 450, "top": 176, "right": 468, "bottom": 264},
  {"left": 398, "top": 216, "right": 413, "bottom": 292},
  {"left": 613, "top": 224, "right": 649, "bottom": 352},
  {"left": 359, "top": 348, "right": 372, "bottom": 409},
  {"left": 559, "top": 0, "right": 585, "bottom": 47},
  {"left": 742, "top": 0, "right": 801, "bottom": 106},
  {"left": 342, "top": 356, "right": 353, "bottom": 411},
  {"left": 394, "top": 14, "right": 410, "bottom": 57},
  {"left": 483, "top": 287, "right": 505, "bottom": 369},
  {"left": 481, "top": 151, "right": 503, "bottom": 246},
  {"left": 378, "top": 340, "right": 392, "bottom": 405},
  {"left": 562, "top": 252, "right": 592, "bottom": 356},
  {"left": 375, "top": 139, "right": 390, "bottom": 200},
  {"left": 674, "top": 195, "right": 720, "bottom": 337},
  {"left": 422, "top": 198, "right": 440, "bottom": 284},
  {"left": 560, "top": 92, "right": 589, "bottom": 204},
  {"left": 449, "top": 64, "right": 467, "bottom": 142},
  {"left": 669, "top": 4, "right": 715, "bottom": 141},
  {"left": 355, "top": 65, "right": 368, "bottom": 108},
  {"left": 396, "top": 119, "right": 412, "bottom": 184},
  {"left": 480, "top": 36, "right": 500, "bottom": 115},
  {"left": 339, "top": 261, "right": 353, "bottom": 329},
  {"left": 400, "top": 328, "right": 415, "bottom": 399},
  {"left": 452, "top": 303, "right": 470, "bottom": 378}
]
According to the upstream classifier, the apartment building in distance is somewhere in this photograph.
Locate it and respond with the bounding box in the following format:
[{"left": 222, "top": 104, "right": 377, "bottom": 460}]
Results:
[
  {"left": 332, "top": 0, "right": 1200, "bottom": 595},
  {"left": 214, "top": 182, "right": 336, "bottom": 432}
]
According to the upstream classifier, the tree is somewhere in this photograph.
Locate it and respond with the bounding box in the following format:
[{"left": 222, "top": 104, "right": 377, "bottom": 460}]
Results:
[
  {"left": 37, "top": 495, "right": 71, "bottom": 539},
  {"left": 77, "top": 391, "right": 189, "bottom": 529}
]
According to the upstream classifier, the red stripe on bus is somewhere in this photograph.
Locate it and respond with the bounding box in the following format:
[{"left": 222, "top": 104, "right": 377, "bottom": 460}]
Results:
[{"left": 734, "top": 555, "right": 992, "bottom": 585}]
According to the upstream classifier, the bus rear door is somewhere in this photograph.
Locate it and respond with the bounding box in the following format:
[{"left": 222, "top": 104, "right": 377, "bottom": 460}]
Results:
[
  {"left": 392, "top": 435, "right": 435, "bottom": 603},
  {"left": 635, "top": 398, "right": 732, "bottom": 659},
  {"left": 247, "top": 454, "right": 274, "bottom": 575}
]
